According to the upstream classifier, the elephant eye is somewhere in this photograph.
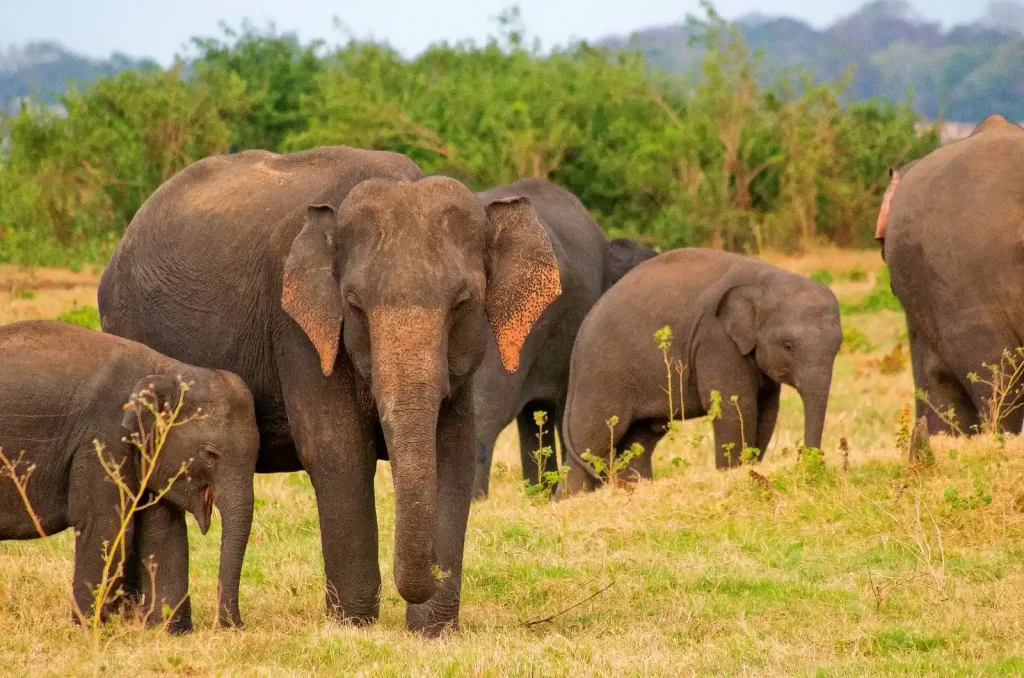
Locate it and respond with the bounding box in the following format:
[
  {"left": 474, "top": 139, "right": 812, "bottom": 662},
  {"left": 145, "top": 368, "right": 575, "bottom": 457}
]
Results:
[
  {"left": 783, "top": 340, "right": 796, "bottom": 352},
  {"left": 200, "top": 445, "right": 222, "bottom": 464},
  {"left": 346, "top": 292, "right": 364, "bottom": 312},
  {"left": 453, "top": 288, "right": 471, "bottom": 310}
]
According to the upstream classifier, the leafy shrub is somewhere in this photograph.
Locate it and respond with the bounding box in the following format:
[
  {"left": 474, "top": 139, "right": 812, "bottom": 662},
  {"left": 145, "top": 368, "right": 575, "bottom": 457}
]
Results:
[
  {"left": 841, "top": 325, "right": 873, "bottom": 353},
  {"left": 810, "top": 269, "right": 834, "bottom": 285}
]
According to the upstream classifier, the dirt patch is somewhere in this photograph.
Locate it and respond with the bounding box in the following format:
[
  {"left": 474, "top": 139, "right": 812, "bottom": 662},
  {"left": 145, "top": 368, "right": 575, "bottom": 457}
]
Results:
[{"left": 0, "top": 265, "right": 101, "bottom": 325}]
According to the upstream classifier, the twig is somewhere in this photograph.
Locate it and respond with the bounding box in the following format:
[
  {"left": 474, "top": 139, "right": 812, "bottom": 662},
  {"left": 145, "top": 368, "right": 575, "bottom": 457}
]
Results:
[{"left": 523, "top": 581, "right": 616, "bottom": 627}]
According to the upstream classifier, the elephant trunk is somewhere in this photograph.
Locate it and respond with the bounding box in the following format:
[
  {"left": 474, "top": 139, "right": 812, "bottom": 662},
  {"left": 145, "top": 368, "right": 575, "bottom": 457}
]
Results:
[
  {"left": 369, "top": 306, "right": 447, "bottom": 606},
  {"left": 381, "top": 402, "right": 440, "bottom": 604},
  {"left": 213, "top": 475, "right": 254, "bottom": 627},
  {"left": 798, "top": 377, "right": 832, "bottom": 450}
]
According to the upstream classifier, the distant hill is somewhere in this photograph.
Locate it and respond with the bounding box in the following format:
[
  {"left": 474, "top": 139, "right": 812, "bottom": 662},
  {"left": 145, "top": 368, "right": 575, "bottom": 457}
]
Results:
[
  {"left": 2, "top": 1, "right": 1023, "bottom": 124},
  {"left": 0, "top": 41, "right": 156, "bottom": 113},
  {"left": 604, "top": 0, "right": 1024, "bottom": 123}
]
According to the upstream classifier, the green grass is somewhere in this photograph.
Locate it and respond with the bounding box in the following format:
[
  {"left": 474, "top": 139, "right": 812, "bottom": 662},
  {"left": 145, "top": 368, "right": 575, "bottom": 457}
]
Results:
[
  {"left": 56, "top": 304, "right": 101, "bottom": 329},
  {"left": 2, "top": 250, "right": 1024, "bottom": 674}
]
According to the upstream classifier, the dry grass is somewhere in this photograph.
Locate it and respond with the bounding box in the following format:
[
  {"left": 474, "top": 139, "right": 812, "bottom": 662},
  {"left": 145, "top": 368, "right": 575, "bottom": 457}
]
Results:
[{"left": 3, "top": 250, "right": 1024, "bottom": 675}]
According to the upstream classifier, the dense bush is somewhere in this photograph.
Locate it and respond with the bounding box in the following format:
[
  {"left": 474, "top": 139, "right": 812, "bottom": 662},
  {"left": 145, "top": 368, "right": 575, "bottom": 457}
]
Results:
[{"left": 0, "top": 9, "right": 939, "bottom": 267}]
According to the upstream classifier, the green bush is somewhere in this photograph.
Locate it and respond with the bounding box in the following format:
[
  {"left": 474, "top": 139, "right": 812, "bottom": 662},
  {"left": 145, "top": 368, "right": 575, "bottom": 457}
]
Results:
[{"left": 0, "top": 9, "right": 939, "bottom": 267}]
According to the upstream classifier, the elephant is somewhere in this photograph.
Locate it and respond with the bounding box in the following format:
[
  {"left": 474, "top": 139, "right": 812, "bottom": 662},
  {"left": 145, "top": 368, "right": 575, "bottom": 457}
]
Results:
[
  {"left": 877, "top": 114, "right": 1024, "bottom": 435},
  {"left": 97, "top": 146, "right": 562, "bottom": 636},
  {"left": 470, "top": 177, "right": 658, "bottom": 499},
  {"left": 0, "top": 320, "right": 259, "bottom": 633},
  {"left": 559, "top": 248, "right": 842, "bottom": 494}
]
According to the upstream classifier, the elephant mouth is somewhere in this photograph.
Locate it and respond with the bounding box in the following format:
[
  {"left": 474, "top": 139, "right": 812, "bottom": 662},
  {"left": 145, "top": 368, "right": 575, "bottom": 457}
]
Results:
[{"left": 195, "top": 486, "right": 214, "bottom": 536}]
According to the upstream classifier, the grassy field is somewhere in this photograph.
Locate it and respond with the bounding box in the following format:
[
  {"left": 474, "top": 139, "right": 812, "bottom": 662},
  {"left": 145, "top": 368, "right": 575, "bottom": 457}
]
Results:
[{"left": 2, "top": 249, "right": 1024, "bottom": 676}]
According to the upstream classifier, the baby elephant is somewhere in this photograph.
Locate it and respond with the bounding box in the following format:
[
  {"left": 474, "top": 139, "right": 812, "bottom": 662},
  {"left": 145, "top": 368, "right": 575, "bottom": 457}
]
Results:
[
  {"left": 561, "top": 249, "right": 842, "bottom": 493},
  {"left": 0, "top": 320, "right": 259, "bottom": 632}
]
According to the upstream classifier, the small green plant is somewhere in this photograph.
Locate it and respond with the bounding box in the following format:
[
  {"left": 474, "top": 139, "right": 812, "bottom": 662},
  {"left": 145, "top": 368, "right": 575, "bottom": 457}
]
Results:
[
  {"left": 810, "top": 269, "right": 834, "bottom": 285},
  {"left": 580, "top": 416, "right": 643, "bottom": 487},
  {"left": 839, "top": 264, "right": 868, "bottom": 282},
  {"left": 13, "top": 287, "right": 37, "bottom": 300},
  {"left": 57, "top": 304, "right": 101, "bottom": 330},
  {"left": 894, "top": 403, "right": 912, "bottom": 453},
  {"left": 841, "top": 325, "right": 873, "bottom": 354},
  {"left": 915, "top": 390, "right": 964, "bottom": 437},
  {"left": 654, "top": 326, "right": 688, "bottom": 441},
  {"left": 943, "top": 486, "right": 992, "bottom": 511},
  {"left": 967, "top": 347, "right": 1024, "bottom": 434},
  {"left": 729, "top": 394, "right": 761, "bottom": 464},
  {"left": 523, "top": 410, "right": 567, "bottom": 502},
  {"left": 796, "top": 445, "right": 828, "bottom": 484}
]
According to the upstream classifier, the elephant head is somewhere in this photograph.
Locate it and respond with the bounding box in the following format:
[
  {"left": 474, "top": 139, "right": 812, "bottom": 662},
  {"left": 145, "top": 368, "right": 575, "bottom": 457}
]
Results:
[
  {"left": 713, "top": 272, "right": 842, "bottom": 450},
  {"left": 122, "top": 371, "right": 259, "bottom": 627},
  {"left": 602, "top": 238, "right": 659, "bottom": 290},
  {"left": 279, "top": 175, "right": 561, "bottom": 604}
]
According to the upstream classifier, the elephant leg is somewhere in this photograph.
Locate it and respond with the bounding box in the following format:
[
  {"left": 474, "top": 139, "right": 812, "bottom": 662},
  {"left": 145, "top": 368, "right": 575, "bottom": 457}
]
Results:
[
  {"left": 753, "top": 381, "right": 782, "bottom": 461},
  {"left": 133, "top": 499, "right": 192, "bottom": 634},
  {"left": 518, "top": 399, "right": 559, "bottom": 487},
  {"left": 472, "top": 439, "right": 495, "bottom": 500},
  {"left": 406, "top": 383, "right": 475, "bottom": 637},
  {"left": 276, "top": 330, "right": 380, "bottom": 625},
  {"left": 620, "top": 419, "right": 665, "bottom": 481},
  {"left": 68, "top": 463, "right": 135, "bottom": 626},
  {"left": 471, "top": 357, "right": 530, "bottom": 500}
]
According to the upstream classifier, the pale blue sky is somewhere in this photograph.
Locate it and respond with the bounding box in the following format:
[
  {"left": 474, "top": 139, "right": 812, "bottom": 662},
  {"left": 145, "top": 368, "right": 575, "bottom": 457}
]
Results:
[{"left": 0, "top": 0, "right": 985, "bottom": 64}]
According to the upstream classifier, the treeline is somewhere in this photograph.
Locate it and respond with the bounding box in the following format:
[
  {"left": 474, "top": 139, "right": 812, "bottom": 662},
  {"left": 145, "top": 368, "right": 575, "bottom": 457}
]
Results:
[{"left": 0, "top": 10, "right": 939, "bottom": 267}]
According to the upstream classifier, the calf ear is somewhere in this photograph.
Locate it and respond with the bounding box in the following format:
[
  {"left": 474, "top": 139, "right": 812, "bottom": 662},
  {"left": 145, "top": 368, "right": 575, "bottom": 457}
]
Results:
[
  {"left": 281, "top": 205, "right": 344, "bottom": 377},
  {"left": 121, "top": 374, "right": 181, "bottom": 432},
  {"left": 875, "top": 168, "right": 901, "bottom": 243},
  {"left": 716, "top": 285, "right": 760, "bottom": 356},
  {"left": 484, "top": 196, "right": 562, "bottom": 373}
]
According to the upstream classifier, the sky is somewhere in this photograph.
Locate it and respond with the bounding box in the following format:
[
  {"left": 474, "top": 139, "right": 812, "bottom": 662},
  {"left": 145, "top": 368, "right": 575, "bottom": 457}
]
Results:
[{"left": 0, "top": 0, "right": 987, "bottom": 65}]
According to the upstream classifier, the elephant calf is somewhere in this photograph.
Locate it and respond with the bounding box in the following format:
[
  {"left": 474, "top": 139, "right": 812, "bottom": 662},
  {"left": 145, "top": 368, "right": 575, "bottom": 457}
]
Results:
[
  {"left": 560, "top": 249, "right": 842, "bottom": 493},
  {"left": 0, "top": 321, "right": 259, "bottom": 632}
]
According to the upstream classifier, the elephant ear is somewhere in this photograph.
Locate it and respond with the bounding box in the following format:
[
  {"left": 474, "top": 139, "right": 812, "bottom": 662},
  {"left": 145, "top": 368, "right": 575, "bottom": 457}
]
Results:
[
  {"left": 875, "top": 167, "right": 901, "bottom": 245},
  {"left": 716, "top": 284, "right": 760, "bottom": 356},
  {"left": 281, "top": 205, "right": 344, "bottom": 377},
  {"left": 484, "top": 196, "right": 562, "bottom": 373},
  {"left": 121, "top": 374, "right": 181, "bottom": 433}
]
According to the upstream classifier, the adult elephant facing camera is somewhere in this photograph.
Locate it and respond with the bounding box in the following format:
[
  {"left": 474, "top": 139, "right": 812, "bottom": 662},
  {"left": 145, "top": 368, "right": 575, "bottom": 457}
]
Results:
[{"left": 98, "top": 146, "right": 561, "bottom": 636}]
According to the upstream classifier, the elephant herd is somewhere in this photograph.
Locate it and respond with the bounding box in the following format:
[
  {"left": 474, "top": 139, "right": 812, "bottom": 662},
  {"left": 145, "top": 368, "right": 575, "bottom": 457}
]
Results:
[{"left": 0, "top": 114, "right": 1019, "bottom": 637}]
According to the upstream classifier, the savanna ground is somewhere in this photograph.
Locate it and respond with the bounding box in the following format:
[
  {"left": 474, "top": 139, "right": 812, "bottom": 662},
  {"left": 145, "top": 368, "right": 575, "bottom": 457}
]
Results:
[{"left": 1, "top": 249, "right": 1023, "bottom": 676}]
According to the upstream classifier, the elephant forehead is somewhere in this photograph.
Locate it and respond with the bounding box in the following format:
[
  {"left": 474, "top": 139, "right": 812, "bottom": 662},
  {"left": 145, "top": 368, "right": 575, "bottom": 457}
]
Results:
[{"left": 343, "top": 178, "right": 484, "bottom": 235}]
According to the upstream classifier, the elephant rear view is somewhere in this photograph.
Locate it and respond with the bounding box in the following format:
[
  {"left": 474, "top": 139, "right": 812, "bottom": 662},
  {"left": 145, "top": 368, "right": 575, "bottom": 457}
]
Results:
[
  {"left": 880, "top": 114, "right": 1024, "bottom": 435},
  {"left": 560, "top": 249, "right": 842, "bottom": 494}
]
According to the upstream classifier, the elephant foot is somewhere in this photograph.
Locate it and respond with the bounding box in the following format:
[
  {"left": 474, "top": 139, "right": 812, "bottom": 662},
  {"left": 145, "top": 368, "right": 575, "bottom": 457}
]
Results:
[
  {"left": 406, "top": 590, "right": 460, "bottom": 638},
  {"left": 327, "top": 603, "right": 379, "bottom": 627},
  {"left": 166, "top": 617, "right": 194, "bottom": 635},
  {"left": 406, "top": 604, "right": 459, "bottom": 638}
]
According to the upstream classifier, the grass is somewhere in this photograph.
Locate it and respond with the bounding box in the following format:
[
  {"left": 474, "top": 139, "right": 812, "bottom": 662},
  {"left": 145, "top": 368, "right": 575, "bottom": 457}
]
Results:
[{"left": 3, "top": 249, "right": 1024, "bottom": 675}]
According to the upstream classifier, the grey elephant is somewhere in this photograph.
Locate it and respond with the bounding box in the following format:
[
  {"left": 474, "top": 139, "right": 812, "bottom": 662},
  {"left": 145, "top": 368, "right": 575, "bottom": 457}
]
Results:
[
  {"left": 559, "top": 249, "right": 842, "bottom": 494},
  {"left": 98, "top": 146, "right": 561, "bottom": 636},
  {"left": 470, "top": 178, "right": 658, "bottom": 498},
  {"left": 876, "top": 114, "right": 1024, "bottom": 434},
  {"left": 0, "top": 321, "right": 258, "bottom": 633}
]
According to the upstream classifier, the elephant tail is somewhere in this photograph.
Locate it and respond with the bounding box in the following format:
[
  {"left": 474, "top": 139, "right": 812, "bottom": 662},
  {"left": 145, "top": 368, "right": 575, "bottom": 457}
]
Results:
[{"left": 560, "top": 337, "right": 607, "bottom": 485}]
